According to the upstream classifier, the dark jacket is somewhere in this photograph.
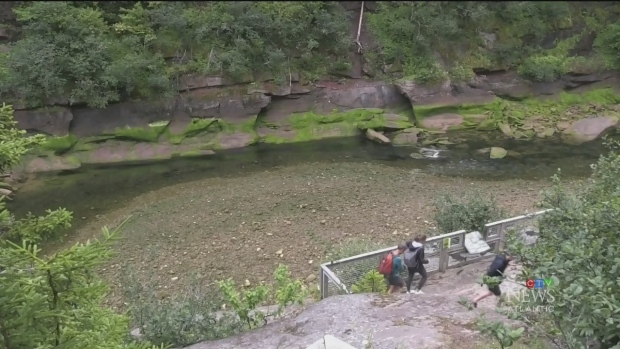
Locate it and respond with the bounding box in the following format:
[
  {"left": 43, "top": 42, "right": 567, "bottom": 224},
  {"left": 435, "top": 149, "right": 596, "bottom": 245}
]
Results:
[
  {"left": 487, "top": 255, "right": 510, "bottom": 277},
  {"left": 405, "top": 240, "right": 428, "bottom": 267}
]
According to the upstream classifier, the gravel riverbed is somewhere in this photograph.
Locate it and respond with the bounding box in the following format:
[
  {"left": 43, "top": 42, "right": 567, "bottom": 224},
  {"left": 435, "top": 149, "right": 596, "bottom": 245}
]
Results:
[{"left": 53, "top": 160, "right": 583, "bottom": 308}]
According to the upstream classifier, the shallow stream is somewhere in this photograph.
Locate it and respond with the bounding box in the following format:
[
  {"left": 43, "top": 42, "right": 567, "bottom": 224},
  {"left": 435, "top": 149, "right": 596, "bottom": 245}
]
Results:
[{"left": 9, "top": 133, "right": 606, "bottom": 228}]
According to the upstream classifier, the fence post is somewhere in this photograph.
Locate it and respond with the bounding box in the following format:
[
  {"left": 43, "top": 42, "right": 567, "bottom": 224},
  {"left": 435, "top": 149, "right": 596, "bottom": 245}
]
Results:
[
  {"left": 319, "top": 267, "right": 326, "bottom": 299},
  {"left": 438, "top": 239, "right": 448, "bottom": 272},
  {"left": 481, "top": 225, "right": 489, "bottom": 241},
  {"left": 495, "top": 223, "right": 506, "bottom": 253}
]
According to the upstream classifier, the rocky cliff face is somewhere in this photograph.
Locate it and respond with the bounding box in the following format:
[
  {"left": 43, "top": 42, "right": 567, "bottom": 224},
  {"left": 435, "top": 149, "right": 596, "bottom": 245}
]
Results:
[{"left": 7, "top": 2, "right": 620, "bottom": 174}]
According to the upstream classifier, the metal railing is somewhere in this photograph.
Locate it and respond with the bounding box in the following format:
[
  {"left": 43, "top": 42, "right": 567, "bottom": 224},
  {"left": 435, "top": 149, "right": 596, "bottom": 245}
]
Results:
[{"left": 319, "top": 209, "right": 552, "bottom": 298}]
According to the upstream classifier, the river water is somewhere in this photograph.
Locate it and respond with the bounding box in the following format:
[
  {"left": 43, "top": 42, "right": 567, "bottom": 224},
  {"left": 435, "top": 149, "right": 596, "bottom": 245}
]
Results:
[{"left": 8, "top": 133, "right": 607, "bottom": 230}]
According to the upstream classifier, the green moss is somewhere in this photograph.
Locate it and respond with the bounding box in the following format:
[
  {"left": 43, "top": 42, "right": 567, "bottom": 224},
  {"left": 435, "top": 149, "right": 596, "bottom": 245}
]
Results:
[
  {"left": 40, "top": 135, "right": 78, "bottom": 155},
  {"left": 168, "top": 117, "right": 258, "bottom": 145},
  {"left": 259, "top": 108, "right": 413, "bottom": 144},
  {"left": 218, "top": 117, "right": 258, "bottom": 134},
  {"left": 415, "top": 88, "right": 620, "bottom": 136},
  {"left": 262, "top": 134, "right": 289, "bottom": 144},
  {"left": 177, "top": 150, "right": 213, "bottom": 158},
  {"left": 183, "top": 118, "right": 219, "bottom": 137},
  {"left": 288, "top": 109, "right": 384, "bottom": 129},
  {"left": 112, "top": 125, "right": 167, "bottom": 142},
  {"left": 65, "top": 155, "right": 81, "bottom": 166}
]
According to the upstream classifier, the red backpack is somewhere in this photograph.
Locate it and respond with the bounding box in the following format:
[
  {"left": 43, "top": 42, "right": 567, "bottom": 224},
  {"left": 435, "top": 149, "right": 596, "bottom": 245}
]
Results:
[{"left": 378, "top": 251, "right": 394, "bottom": 275}]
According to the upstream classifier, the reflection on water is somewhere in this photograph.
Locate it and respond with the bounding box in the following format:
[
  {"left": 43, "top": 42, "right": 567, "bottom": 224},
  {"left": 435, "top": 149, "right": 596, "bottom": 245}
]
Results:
[{"left": 7, "top": 134, "right": 608, "bottom": 227}]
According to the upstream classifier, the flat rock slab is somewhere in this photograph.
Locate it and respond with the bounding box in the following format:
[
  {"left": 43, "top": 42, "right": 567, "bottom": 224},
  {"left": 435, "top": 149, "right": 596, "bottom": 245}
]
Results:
[
  {"left": 419, "top": 114, "right": 464, "bottom": 131},
  {"left": 185, "top": 292, "right": 504, "bottom": 349},
  {"left": 306, "top": 335, "right": 356, "bottom": 349}
]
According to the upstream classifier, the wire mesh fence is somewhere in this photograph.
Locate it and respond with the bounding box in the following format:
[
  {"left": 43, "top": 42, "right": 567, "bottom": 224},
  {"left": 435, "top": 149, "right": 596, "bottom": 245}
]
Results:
[{"left": 319, "top": 209, "right": 551, "bottom": 298}]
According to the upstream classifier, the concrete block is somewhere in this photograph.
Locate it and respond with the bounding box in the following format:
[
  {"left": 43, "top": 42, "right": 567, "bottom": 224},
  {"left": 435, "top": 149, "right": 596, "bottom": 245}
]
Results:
[{"left": 464, "top": 231, "right": 491, "bottom": 254}]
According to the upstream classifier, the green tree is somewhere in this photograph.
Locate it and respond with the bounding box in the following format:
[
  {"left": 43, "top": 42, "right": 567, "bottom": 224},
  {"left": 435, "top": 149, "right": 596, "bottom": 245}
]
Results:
[
  {"left": 505, "top": 140, "right": 620, "bottom": 349},
  {"left": 0, "top": 2, "right": 170, "bottom": 108},
  {"left": 595, "top": 21, "right": 620, "bottom": 69},
  {"left": 0, "top": 103, "right": 161, "bottom": 349}
]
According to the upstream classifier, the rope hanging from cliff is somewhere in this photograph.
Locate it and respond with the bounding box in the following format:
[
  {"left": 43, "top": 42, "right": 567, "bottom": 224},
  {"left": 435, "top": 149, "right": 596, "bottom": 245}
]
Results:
[{"left": 356, "top": 2, "right": 364, "bottom": 54}]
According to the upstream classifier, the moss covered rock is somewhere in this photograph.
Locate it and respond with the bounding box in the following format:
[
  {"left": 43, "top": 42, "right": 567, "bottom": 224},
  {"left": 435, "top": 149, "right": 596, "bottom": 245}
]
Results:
[{"left": 490, "top": 147, "right": 507, "bottom": 159}]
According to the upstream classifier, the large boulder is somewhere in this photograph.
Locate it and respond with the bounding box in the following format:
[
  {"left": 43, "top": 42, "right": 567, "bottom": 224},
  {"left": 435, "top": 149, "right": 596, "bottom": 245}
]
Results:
[
  {"left": 562, "top": 116, "right": 619, "bottom": 145},
  {"left": 14, "top": 107, "right": 73, "bottom": 136}
]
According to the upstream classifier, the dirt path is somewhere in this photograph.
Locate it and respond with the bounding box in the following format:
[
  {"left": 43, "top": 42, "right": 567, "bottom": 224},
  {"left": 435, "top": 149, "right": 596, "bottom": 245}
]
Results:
[{"left": 61, "top": 161, "right": 582, "bottom": 308}]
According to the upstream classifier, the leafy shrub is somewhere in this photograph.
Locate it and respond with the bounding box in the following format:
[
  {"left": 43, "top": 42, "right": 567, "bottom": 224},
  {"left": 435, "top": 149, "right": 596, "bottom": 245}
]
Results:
[
  {"left": 432, "top": 189, "right": 504, "bottom": 233},
  {"left": 0, "top": 2, "right": 350, "bottom": 108},
  {"left": 517, "top": 55, "right": 568, "bottom": 82},
  {"left": 273, "top": 264, "right": 308, "bottom": 316},
  {"left": 217, "top": 264, "right": 308, "bottom": 330},
  {"left": 1, "top": 2, "right": 170, "bottom": 108},
  {"left": 351, "top": 270, "right": 386, "bottom": 294},
  {"left": 505, "top": 139, "right": 620, "bottom": 348},
  {"left": 595, "top": 20, "right": 620, "bottom": 69},
  {"left": 367, "top": 2, "right": 576, "bottom": 82},
  {"left": 123, "top": 272, "right": 243, "bottom": 347}
]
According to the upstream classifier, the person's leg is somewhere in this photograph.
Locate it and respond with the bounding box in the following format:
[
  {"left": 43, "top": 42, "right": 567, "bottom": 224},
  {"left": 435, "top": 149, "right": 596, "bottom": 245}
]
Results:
[
  {"left": 473, "top": 284, "right": 500, "bottom": 307},
  {"left": 406, "top": 267, "right": 415, "bottom": 293},
  {"left": 416, "top": 265, "right": 428, "bottom": 292},
  {"left": 396, "top": 277, "right": 405, "bottom": 293},
  {"left": 494, "top": 284, "right": 503, "bottom": 307}
]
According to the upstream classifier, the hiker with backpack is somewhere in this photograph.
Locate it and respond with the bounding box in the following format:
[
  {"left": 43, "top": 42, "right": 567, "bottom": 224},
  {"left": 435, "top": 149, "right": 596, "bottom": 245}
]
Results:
[
  {"left": 471, "top": 253, "right": 514, "bottom": 308},
  {"left": 404, "top": 235, "right": 429, "bottom": 294},
  {"left": 378, "top": 243, "right": 407, "bottom": 294}
]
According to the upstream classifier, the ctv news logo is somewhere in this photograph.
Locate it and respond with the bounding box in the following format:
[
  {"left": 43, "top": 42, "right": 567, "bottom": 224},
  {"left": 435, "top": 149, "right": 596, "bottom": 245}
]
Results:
[
  {"left": 526, "top": 278, "right": 553, "bottom": 289},
  {"left": 502, "top": 278, "right": 556, "bottom": 313}
]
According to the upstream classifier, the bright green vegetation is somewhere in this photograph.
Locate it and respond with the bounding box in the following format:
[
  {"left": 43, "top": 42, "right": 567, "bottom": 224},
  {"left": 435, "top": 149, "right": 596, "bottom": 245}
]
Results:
[
  {"left": 0, "top": 1, "right": 350, "bottom": 108},
  {"left": 433, "top": 151, "right": 620, "bottom": 348},
  {"left": 3, "top": 2, "right": 619, "bottom": 111},
  {"left": 414, "top": 88, "right": 620, "bottom": 137},
  {"left": 40, "top": 134, "right": 78, "bottom": 155},
  {"left": 367, "top": 2, "right": 620, "bottom": 83},
  {"left": 259, "top": 108, "right": 414, "bottom": 144},
  {"left": 0, "top": 104, "right": 159, "bottom": 349},
  {"left": 112, "top": 124, "right": 167, "bottom": 142},
  {"left": 166, "top": 118, "right": 257, "bottom": 145}
]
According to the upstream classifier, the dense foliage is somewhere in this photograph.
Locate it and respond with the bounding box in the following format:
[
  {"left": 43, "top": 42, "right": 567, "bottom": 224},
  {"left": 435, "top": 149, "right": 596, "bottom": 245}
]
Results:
[
  {"left": 432, "top": 189, "right": 504, "bottom": 234},
  {"left": 503, "top": 141, "right": 620, "bottom": 349},
  {"left": 0, "top": 104, "right": 161, "bottom": 349},
  {"left": 124, "top": 264, "right": 307, "bottom": 347},
  {"left": 367, "top": 1, "right": 620, "bottom": 83},
  {"left": 0, "top": 1, "right": 350, "bottom": 108},
  {"left": 1, "top": 1, "right": 620, "bottom": 106},
  {"left": 453, "top": 140, "right": 620, "bottom": 349}
]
